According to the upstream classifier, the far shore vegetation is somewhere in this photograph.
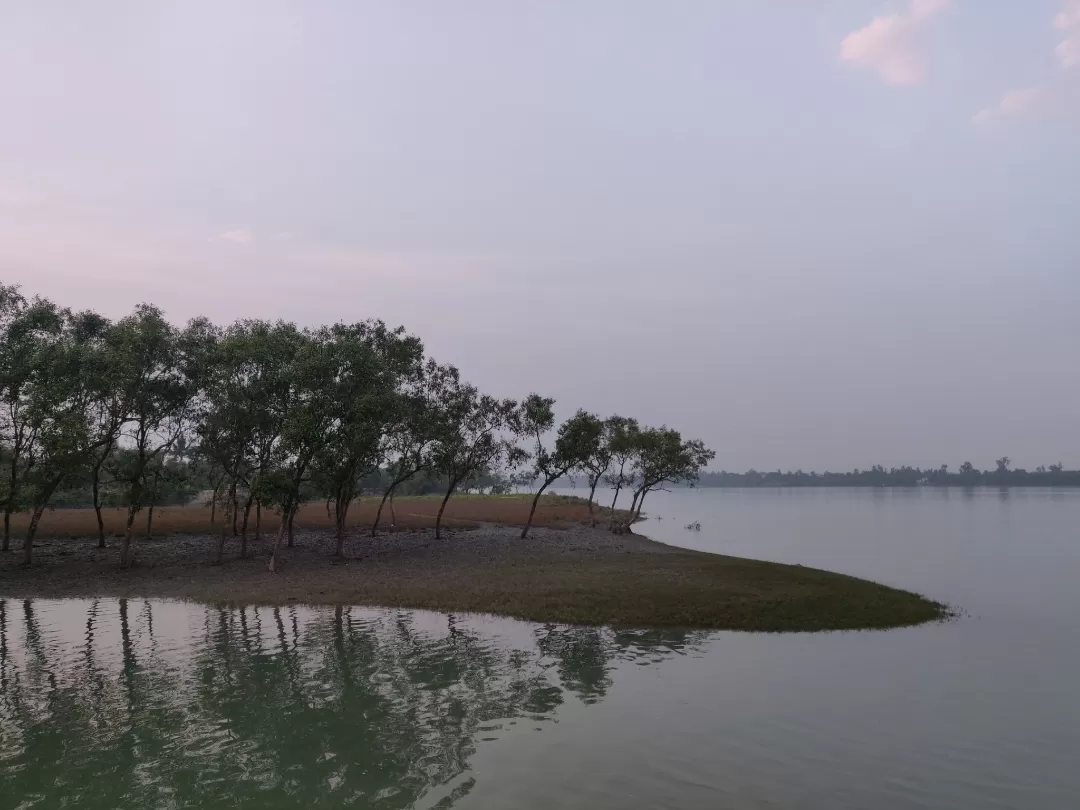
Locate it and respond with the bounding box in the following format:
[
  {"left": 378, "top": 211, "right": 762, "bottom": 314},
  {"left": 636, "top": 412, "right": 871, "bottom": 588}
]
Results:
[
  {"left": 0, "top": 283, "right": 947, "bottom": 631},
  {"left": 559, "top": 459, "right": 1080, "bottom": 489}
]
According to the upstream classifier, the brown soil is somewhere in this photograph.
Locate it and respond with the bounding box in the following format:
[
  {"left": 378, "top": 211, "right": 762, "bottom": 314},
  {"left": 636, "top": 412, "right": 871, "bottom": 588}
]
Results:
[{"left": 5, "top": 494, "right": 601, "bottom": 540}]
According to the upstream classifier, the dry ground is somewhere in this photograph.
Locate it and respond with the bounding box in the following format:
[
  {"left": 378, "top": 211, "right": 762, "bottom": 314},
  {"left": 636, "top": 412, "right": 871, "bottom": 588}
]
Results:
[{"left": 6, "top": 493, "right": 599, "bottom": 539}]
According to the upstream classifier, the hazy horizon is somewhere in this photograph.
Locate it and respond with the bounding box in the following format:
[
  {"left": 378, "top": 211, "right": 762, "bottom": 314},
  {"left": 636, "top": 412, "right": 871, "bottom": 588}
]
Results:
[{"left": 3, "top": 1, "right": 1078, "bottom": 471}]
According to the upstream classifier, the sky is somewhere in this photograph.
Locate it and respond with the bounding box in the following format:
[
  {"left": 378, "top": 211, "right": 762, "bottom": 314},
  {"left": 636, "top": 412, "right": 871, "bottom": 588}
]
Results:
[{"left": 2, "top": 0, "right": 1078, "bottom": 472}]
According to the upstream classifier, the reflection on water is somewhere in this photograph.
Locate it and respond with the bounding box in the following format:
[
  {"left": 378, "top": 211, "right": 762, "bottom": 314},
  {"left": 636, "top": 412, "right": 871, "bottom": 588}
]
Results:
[
  {"left": 0, "top": 598, "right": 703, "bottom": 809},
  {"left": 6, "top": 489, "right": 1080, "bottom": 809}
]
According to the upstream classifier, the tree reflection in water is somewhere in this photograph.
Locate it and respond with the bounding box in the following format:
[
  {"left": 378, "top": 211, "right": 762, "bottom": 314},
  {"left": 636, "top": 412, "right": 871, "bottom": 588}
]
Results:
[{"left": 0, "top": 598, "right": 707, "bottom": 808}]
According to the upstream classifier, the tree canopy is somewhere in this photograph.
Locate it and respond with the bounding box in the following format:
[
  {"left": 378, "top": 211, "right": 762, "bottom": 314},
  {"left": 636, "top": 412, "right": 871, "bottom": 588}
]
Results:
[{"left": 0, "top": 284, "right": 713, "bottom": 569}]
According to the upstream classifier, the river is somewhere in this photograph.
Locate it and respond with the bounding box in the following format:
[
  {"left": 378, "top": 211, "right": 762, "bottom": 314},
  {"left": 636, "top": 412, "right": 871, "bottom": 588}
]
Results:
[{"left": 2, "top": 487, "right": 1078, "bottom": 808}]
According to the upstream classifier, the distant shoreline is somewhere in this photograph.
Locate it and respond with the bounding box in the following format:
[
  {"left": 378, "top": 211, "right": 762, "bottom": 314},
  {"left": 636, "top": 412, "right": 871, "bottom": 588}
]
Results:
[{"left": 681, "top": 483, "right": 1080, "bottom": 489}]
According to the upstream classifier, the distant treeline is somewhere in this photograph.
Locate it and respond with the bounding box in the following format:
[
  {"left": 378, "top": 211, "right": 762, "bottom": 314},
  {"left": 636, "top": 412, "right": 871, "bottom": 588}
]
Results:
[{"left": 694, "top": 460, "right": 1080, "bottom": 488}]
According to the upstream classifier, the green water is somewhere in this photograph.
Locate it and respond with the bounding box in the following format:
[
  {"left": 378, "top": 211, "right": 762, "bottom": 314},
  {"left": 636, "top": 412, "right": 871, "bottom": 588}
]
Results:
[
  {"left": 4, "top": 488, "right": 1080, "bottom": 808},
  {"left": 0, "top": 598, "right": 703, "bottom": 808}
]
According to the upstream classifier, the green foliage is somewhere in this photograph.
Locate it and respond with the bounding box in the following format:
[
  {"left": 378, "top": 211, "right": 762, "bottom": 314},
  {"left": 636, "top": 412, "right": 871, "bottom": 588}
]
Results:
[{"left": 0, "top": 282, "right": 724, "bottom": 563}]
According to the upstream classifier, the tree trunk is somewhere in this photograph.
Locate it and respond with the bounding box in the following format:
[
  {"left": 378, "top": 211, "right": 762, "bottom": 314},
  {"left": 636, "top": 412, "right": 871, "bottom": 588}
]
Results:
[
  {"left": 608, "top": 486, "right": 623, "bottom": 531},
  {"left": 372, "top": 484, "right": 396, "bottom": 537},
  {"left": 622, "top": 490, "right": 641, "bottom": 533},
  {"left": 209, "top": 474, "right": 224, "bottom": 526},
  {"left": 146, "top": 504, "right": 155, "bottom": 538},
  {"left": 334, "top": 495, "right": 351, "bottom": 558},
  {"left": 239, "top": 493, "right": 254, "bottom": 559},
  {"left": 586, "top": 477, "right": 600, "bottom": 527},
  {"left": 521, "top": 480, "right": 551, "bottom": 539},
  {"left": 254, "top": 500, "right": 261, "bottom": 543},
  {"left": 118, "top": 506, "right": 139, "bottom": 569},
  {"left": 231, "top": 488, "right": 239, "bottom": 537},
  {"left": 4, "top": 450, "right": 19, "bottom": 553},
  {"left": 216, "top": 496, "right": 230, "bottom": 565},
  {"left": 389, "top": 490, "right": 396, "bottom": 528},
  {"left": 268, "top": 508, "right": 289, "bottom": 573},
  {"left": 629, "top": 489, "right": 647, "bottom": 533},
  {"left": 287, "top": 505, "right": 297, "bottom": 548},
  {"left": 435, "top": 486, "right": 454, "bottom": 540},
  {"left": 21, "top": 505, "right": 47, "bottom": 566},
  {"left": 92, "top": 464, "right": 107, "bottom": 548}
]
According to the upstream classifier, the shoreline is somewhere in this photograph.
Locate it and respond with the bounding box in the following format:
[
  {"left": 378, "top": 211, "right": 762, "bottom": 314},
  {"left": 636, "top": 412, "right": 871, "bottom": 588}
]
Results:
[{"left": 0, "top": 517, "right": 947, "bottom": 632}]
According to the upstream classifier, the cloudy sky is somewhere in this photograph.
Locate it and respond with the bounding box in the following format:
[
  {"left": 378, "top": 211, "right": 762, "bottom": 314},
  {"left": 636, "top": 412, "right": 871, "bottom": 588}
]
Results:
[{"left": 2, "top": 0, "right": 1078, "bottom": 471}]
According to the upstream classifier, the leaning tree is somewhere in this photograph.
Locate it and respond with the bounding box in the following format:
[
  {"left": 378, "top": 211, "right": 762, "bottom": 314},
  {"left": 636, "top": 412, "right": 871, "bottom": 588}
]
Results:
[
  {"left": 518, "top": 397, "right": 604, "bottom": 539},
  {"left": 429, "top": 381, "right": 521, "bottom": 541}
]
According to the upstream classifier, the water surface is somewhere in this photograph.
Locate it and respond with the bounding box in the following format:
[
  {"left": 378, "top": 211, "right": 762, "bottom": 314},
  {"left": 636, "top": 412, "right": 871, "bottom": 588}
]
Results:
[{"left": 2, "top": 487, "right": 1078, "bottom": 808}]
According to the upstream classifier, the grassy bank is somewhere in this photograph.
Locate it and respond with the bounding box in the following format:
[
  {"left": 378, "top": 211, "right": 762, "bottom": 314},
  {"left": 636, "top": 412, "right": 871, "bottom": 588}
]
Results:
[{"left": 0, "top": 496, "right": 947, "bottom": 632}]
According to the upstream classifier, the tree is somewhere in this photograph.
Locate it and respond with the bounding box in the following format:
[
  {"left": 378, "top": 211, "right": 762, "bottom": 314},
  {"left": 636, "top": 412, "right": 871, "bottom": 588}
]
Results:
[
  {"left": 79, "top": 312, "right": 133, "bottom": 549},
  {"left": 518, "top": 398, "right": 603, "bottom": 539},
  {"left": 19, "top": 309, "right": 104, "bottom": 564},
  {"left": 372, "top": 360, "right": 453, "bottom": 536},
  {"left": 995, "top": 456, "right": 1011, "bottom": 474},
  {"left": 1050, "top": 462, "right": 1064, "bottom": 474},
  {"left": 959, "top": 461, "right": 976, "bottom": 477},
  {"left": 313, "top": 321, "right": 421, "bottom": 558},
  {"left": 620, "top": 428, "right": 714, "bottom": 532},
  {"left": 198, "top": 320, "right": 301, "bottom": 562},
  {"left": 107, "top": 306, "right": 197, "bottom": 569},
  {"left": 266, "top": 331, "right": 338, "bottom": 573},
  {"left": 430, "top": 381, "right": 520, "bottom": 540},
  {"left": 578, "top": 415, "right": 631, "bottom": 526},
  {"left": 0, "top": 287, "right": 65, "bottom": 553},
  {"left": 601, "top": 417, "right": 641, "bottom": 524}
]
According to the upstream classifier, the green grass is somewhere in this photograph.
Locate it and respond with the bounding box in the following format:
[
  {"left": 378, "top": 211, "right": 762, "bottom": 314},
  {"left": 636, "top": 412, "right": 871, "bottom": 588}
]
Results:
[{"left": 0, "top": 527, "right": 948, "bottom": 632}]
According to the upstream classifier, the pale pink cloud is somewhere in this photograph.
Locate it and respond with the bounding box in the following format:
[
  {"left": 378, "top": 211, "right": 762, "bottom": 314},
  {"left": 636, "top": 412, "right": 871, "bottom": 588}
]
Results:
[
  {"left": 218, "top": 228, "right": 255, "bottom": 244},
  {"left": 840, "top": 0, "right": 950, "bottom": 85},
  {"left": 1056, "top": 0, "right": 1080, "bottom": 68},
  {"left": 973, "top": 86, "right": 1056, "bottom": 124},
  {"left": 975, "top": 2, "right": 1080, "bottom": 125}
]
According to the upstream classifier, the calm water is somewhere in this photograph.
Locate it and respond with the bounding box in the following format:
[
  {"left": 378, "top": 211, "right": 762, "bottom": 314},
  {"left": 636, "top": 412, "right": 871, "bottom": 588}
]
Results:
[{"left": 2, "top": 488, "right": 1079, "bottom": 809}]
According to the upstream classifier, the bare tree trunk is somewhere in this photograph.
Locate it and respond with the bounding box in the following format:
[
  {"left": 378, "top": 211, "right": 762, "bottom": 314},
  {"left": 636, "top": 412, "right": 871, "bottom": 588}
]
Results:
[
  {"left": 621, "top": 490, "right": 641, "bottom": 534},
  {"left": 254, "top": 500, "right": 261, "bottom": 543},
  {"left": 209, "top": 473, "right": 224, "bottom": 527},
  {"left": 268, "top": 508, "right": 289, "bottom": 573},
  {"left": 435, "top": 486, "right": 454, "bottom": 540},
  {"left": 389, "top": 490, "right": 396, "bottom": 528},
  {"left": 231, "top": 487, "right": 239, "bottom": 537},
  {"left": 4, "top": 450, "right": 19, "bottom": 553},
  {"left": 372, "top": 484, "right": 396, "bottom": 537},
  {"left": 239, "top": 493, "right": 254, "bottom": 559},
  {"left": 118, "top": 506, "right": 139, "bottom": 569},
  {"left": 146, "top": 505, "right": 155, "bottom": 538},
  {"left": 608, "top": 486, "right": 623, "bottom": 531},
  {"left": 216, "top": 495, "right": 230, "bottom": 565},
  {"left": 521, "top": 480, "right": 551, "bottom": 539},
  {"left": 287, "top": 505, "right": 297, "bottom": 548},
  {"left": 627, "top": 489, "right": 647, "bottom": 534},
  {"left": 334, "top": 495, "right": 351, "bottom": 558},
  {"left": 92, "top": 464, "right": 107, "bottom": 549},
  {"left": 587, "top": 477, "right": 601, "bottom": 527},
  {"left": 21, "top": 506, "right": 46, "bottom": 566}
]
